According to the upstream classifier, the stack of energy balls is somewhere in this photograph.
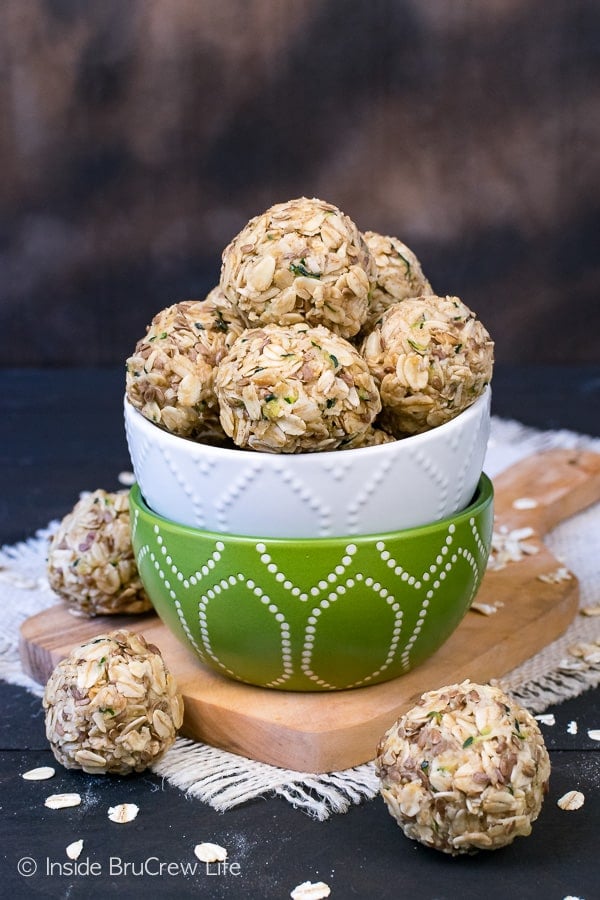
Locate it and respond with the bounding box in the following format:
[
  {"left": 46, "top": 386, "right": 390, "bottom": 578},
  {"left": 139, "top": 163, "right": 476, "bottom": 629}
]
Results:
[
  {"left": 125, "top": 197, "right": 494, "bottom": 453},
  {"left": 42, "top": 199, "right": 554, "bottom": 857}
]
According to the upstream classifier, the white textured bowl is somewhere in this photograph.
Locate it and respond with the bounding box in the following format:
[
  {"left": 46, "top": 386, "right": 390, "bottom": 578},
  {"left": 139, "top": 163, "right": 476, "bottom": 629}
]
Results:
[{"left": 124, "top": 387, "right": 490, "bottom": 538}]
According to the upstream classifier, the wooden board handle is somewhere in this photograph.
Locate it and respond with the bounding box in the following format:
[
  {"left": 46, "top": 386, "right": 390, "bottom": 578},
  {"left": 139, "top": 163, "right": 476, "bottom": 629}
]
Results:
[{"left": 492, "top": 448, "right": 600, "bottom": 535}]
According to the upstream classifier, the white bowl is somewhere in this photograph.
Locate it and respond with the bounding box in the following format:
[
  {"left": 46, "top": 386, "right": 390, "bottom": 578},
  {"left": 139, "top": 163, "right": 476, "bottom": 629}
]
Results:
[{"left": 124, "top": 387, "right": 491, "bottom": 538}]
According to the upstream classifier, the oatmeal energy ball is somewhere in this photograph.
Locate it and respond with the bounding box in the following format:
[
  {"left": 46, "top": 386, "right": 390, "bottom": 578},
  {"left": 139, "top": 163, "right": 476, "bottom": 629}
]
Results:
[
  {"left": 377, "top": 681, "right": 550, "bottom": 855},
  {"left": 215, "top": 323, "right": 381, "bottom": 453},
  {"left": 220, "top": 197, "right": 375, "bottom": 339},
  {"left": 47, "top": 489, "right": 151, "bottom": 617},
  {"left": 339, "top": 425, "right": 396, "bottom": 450},
  {"left": 125, "top": 291, "right": 245, "bottom": 440},
  {"left": 362, "top": 230, "right": 433, "bottom": 330},
  {"left": 43, "top": 631, "right": 183, "bottom": 775},
  {"left": 361, "top": 295, "right": 494, "bottom": 435}
]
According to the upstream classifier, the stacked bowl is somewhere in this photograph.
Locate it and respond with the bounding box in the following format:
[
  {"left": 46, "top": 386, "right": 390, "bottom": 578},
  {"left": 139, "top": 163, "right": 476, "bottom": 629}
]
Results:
[
  {"left": 125, "top": 195, "right": 494, "bottom": 692},
  {"left": 126, "top": 388, "right": 493, "bottom": 692}
]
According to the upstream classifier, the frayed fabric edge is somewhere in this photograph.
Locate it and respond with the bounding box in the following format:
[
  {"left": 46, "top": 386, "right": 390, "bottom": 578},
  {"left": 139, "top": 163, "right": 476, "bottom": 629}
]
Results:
[
  {"left": 151, "top": 738, "right": 380, "bottom": 821},
  {"left": 502, "top": 664, "right": 600, "bottom": 715}
]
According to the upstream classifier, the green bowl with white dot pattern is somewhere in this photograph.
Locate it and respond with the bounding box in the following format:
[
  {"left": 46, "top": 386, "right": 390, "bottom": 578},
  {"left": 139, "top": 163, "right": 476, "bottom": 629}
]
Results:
[{"left": 129, "top": 476, "right": 493, "bottom": 691}]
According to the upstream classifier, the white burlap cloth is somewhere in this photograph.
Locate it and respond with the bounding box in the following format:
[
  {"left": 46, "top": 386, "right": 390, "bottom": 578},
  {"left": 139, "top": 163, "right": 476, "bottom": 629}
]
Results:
[{"left": 1, "top": 417, "right": 599, "bottom": 819}]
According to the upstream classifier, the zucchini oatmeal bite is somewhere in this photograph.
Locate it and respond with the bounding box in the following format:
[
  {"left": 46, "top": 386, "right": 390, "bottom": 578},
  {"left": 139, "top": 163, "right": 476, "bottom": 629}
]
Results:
[
  {"left": 219, "top": 197, "right": 375, "bottom": 339},
  {"left": 361, "top": 294, "right": 494, "bottom": 436},
  {"left": 43, "top": 631, "right": 183, "bottom": 775},
  {"left": 362, "top": 230, "right": 434, "bottom": 330},
  {"left": 339, "top": 424, "right": 396, "bottom": 450},
  {"left": 125, "top": 291, "right": 245, "bottom": 441},
  {"left": 214, "top": 322, "right": 382, "bottom": 453},
  {"left": 377, "top": 680, "right": 550, "bottom": 855},
  {"left": 47, "top": 489, "right": 151, "bottom": 617}
]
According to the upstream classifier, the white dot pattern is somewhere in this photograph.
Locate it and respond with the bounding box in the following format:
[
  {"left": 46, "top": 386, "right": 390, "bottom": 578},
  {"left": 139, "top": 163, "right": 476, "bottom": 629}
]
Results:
[{"left": 134, "top": 513, "right": 490, "bottom": 690}]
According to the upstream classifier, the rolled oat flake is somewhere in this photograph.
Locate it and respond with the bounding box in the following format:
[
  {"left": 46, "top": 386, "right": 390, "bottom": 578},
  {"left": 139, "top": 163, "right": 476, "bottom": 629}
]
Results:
[
  {"left": 45, "top": 793, "right": 82, "bottom": 809},
  {"left": 290, "top": 881, "right": 331, "bottom": 900},
  {"left": 557, "top": 790, "right": 585, "bottom": 811},
  {"left": 107, "top": 802, "right": 139, "bottom": 823},
  {"left": 193, "top": 842, "right": 228, "bottom": 863},
  {"left": 66, "top": 840, "right": 84, "bottom": 860},
  {"left": 22, "top": 766, "right": 55, "bottom": 781}
]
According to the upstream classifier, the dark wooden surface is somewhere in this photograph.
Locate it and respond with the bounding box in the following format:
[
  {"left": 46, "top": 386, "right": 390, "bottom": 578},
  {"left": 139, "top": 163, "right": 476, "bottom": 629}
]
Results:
[
  {"left": 1, "top": 367, "right": 599, "bottom": 899},
  {"left": 2, "top": 1, "right": 600, "bottom": 367}
]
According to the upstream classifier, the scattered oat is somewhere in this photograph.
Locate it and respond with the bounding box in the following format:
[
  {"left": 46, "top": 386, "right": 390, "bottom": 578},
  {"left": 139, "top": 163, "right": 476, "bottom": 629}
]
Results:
[
  {"left": 66, "top": 840, "right": 84, "bottom": 860},
  {"left": 22, "top": 766, "right": 55, "bottom": 781},
  {"left": 568, "top": 640, "right": 600, "bottom": 664},
  {"left": 537, "top": 567, "right": 573, "bottom": 584},
  {"left": 290, "top": 881, "right": 331, "bottom": 900},
  {"left": 45, "top": 793, "right": 81, "bottom": 809},
  {"left": 567, "top": 721, "right": 578, "bottom": 735},
  {"left": 580, "top": 604, "right": 600, "bottom": 617},
  {"left": 107, "top": 803, "right": 139, "bottom": 823},
  {"left": 487, "top": 526, "right": 539, "bottom": 571},
  {"left": 587, "top": 729, "right": 600, "bottom": 741},
  {"left": 559, "top": 658, "right": 587, "bottom": 671},
  {"left": 117, "top": 470, "right": 135, "bottom": 486},
  {"left": 193, "top": 842, "right": 228, "bottom": 863},
  {"left": 512, "top": 497, "right": 538, "bottom": 510},
  {"left": 534, "top": 714, "right": 556, "bottom": 726},
  {"left": 557, "top": 790, "right": 585, "bottom": 811},
  {"left": 0, "top": 568, "right": 38, "bottom": 589},
  {"left": 507, "top": 525, "right": 535, "bottom": 541},
  {"left": 470, "top": 602, "right": 499, "bottom": 616}
]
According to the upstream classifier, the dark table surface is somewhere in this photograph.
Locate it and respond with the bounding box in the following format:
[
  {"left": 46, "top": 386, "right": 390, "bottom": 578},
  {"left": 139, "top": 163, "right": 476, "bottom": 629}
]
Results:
[{"left": 1, "top": 365, "right": 599, "bottom": 900}]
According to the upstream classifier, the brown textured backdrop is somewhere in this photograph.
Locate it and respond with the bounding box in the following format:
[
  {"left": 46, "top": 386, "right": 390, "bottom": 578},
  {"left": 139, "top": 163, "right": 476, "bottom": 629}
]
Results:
[{"left": 1, "top": 0, "right": 598, "bottom": 366}]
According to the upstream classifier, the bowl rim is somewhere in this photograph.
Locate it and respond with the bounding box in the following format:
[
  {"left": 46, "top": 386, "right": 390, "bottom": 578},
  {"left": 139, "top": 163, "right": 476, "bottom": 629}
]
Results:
[
  {"left": 124, "top": 385, "right": 491, "bottom": 464},
  {"left": 129, "top": 472, "right": 493, "bottom": 544}
]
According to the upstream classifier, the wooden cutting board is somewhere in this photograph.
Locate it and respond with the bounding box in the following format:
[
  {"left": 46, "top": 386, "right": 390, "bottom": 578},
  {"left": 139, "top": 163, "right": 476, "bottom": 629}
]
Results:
[{"left": 20, "top": 449, "right": 600, "bottom": 773}]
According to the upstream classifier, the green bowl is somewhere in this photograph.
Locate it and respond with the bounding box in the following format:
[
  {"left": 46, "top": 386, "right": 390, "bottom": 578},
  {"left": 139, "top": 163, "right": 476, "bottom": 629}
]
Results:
[{"left": 130, "top": 476, "right": 493, "bottom": 692}]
